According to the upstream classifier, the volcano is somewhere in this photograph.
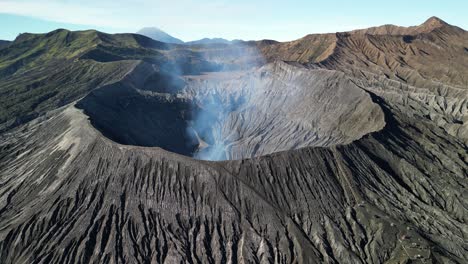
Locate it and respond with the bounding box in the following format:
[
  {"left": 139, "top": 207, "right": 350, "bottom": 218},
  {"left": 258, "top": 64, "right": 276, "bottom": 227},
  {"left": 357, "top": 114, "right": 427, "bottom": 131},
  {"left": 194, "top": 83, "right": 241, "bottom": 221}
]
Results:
[{"left": 0, "top": 17, "right": 467, "bottom": 263}]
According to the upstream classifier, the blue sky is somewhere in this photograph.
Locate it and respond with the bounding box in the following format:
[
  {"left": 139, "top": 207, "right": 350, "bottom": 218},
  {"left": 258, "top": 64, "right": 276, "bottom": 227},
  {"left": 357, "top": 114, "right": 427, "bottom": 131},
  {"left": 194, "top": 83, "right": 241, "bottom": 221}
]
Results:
[{"left": 0, "top": 0, "right": 467, "bottom": 41}]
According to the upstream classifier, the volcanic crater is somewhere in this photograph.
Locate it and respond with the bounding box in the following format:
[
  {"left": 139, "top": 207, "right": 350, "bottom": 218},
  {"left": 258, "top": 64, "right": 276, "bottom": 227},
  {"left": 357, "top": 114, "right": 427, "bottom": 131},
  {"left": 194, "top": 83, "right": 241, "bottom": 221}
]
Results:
[
  {"left": 77, "top": 61, "right": 385, "bottom": 160},
  {"left": 1, "top": 17, "right": 467, "bottom": 264}
]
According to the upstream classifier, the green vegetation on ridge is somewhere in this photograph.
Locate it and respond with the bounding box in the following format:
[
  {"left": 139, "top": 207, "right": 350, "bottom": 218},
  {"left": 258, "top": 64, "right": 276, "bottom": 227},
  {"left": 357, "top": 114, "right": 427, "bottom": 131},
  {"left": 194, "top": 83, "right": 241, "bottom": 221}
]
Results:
[{"left": 0, "top": 29, "right": 173, "bottom": 131}]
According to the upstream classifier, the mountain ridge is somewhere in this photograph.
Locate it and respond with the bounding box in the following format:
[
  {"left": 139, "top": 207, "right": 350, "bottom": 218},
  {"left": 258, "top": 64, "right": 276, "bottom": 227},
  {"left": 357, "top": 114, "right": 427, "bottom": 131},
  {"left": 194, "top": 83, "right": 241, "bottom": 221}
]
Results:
[
  {"left": 259, "top": 16, "right": 468, "bottom": 90},
  {"left": 136, "top": 28, "right": 241, "bottom": 45},
  {"left": 349, "top": 16, "right": 458, "bottom": 35}
]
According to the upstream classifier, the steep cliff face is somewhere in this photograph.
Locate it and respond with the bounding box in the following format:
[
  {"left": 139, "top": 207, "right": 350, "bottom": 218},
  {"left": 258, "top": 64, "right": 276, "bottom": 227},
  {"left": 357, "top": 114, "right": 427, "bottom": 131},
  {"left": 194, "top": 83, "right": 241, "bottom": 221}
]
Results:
[{"left": 0, "top": 18, "right": 467, "bottom": 264}]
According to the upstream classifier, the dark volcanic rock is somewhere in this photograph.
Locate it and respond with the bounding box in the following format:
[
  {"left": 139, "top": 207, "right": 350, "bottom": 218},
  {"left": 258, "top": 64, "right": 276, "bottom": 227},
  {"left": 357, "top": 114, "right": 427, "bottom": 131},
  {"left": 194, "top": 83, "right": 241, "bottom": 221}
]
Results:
[
  {"left": 0, "top": 17, "right": 467, "bottom": 263},
  {"left": 0, "top": 90, "right": 465, "bottom": 263}
]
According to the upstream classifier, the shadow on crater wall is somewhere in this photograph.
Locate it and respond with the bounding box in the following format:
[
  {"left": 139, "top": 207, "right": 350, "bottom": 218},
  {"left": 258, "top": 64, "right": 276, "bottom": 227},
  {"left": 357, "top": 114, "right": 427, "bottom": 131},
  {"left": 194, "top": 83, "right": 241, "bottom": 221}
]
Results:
[
  {"left": 76, "top": 80, "right": 200, "bottom": 156},
  {"left": 77, "top": 61, "right": 386, "bottom": 161}
]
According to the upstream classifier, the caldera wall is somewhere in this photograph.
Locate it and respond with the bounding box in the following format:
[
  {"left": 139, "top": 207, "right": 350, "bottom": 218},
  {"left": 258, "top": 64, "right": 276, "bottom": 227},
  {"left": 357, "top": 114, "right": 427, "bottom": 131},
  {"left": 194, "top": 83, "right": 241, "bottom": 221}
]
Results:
[{"left": 77, "top": 61, "right": 385, "bottom": 160}]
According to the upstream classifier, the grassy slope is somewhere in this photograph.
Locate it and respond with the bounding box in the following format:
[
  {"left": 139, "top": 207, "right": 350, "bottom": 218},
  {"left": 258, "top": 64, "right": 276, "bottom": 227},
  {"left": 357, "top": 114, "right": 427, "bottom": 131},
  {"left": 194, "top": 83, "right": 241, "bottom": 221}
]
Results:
[{"left": 0, "top": 29, "right": 172, "bottom": 132}]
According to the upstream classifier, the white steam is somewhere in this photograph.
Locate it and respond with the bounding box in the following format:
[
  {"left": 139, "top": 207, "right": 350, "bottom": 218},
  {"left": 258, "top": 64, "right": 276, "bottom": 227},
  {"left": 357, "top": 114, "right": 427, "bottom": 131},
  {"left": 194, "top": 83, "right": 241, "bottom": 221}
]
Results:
[{"left": 187, "top": 44, "right": 263, "bottom": 161}]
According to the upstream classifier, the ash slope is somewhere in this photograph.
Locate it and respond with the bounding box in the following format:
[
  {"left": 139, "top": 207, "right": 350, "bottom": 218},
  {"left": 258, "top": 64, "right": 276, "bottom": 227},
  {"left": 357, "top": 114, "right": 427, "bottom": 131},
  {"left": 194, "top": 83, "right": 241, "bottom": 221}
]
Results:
[{"left": 0, "top": 17, "right": 467, "bottom": 263}]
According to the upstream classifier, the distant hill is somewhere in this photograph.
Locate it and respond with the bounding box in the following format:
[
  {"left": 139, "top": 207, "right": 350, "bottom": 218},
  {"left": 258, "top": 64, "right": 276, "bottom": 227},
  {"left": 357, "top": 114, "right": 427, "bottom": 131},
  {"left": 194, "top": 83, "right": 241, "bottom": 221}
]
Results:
[
  {"left": 136, "top": 27, "right": 184, "bottom": 44},
  {"left": 136, "top": 28, "right": 246, "bottom": 45},
  {"left": 186, "top": 38, "right": 232, "bottom": 45}
]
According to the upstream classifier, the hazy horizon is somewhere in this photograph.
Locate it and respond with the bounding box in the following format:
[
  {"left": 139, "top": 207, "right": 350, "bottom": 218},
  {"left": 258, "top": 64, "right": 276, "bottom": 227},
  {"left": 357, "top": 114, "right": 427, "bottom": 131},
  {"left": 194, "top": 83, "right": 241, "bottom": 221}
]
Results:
[{"left": 1, "top": 0, "right": 467, "bottom": 41}]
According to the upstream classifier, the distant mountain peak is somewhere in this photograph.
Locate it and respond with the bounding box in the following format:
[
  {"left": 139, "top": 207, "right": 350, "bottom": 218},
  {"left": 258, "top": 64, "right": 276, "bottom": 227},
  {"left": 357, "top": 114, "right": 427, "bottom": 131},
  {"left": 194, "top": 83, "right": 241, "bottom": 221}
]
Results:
[
  {"left": 420, "top": 16, "right": 448, "bottom": 30},
  {"left": 136, "top": 27, "right": 184, "bottom": 44},
  {"left": 185, "top": 38, "right": 233, "bottom": 45},
  {"left": 424, "top": 16, "right": 446, "bottom": 24}
]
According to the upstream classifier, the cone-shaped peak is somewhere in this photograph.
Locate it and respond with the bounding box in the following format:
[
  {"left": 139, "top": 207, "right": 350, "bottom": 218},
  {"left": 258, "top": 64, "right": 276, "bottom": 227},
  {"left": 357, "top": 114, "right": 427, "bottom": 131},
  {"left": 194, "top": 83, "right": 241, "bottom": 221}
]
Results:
[{"left": 421, "top": 16, "right": 448, "bottom": 29}]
